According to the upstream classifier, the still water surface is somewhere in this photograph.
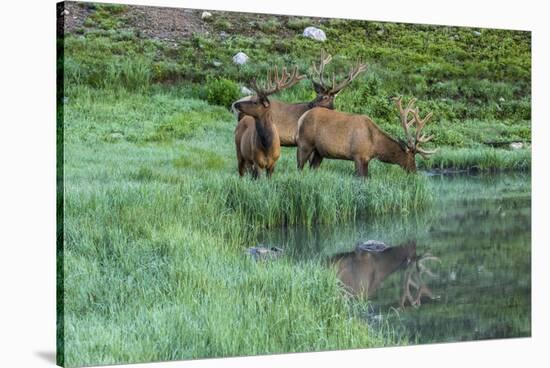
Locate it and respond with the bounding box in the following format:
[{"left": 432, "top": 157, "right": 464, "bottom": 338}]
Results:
[{"left": 260, "top": 172, "right": 531, "bottom": 343}]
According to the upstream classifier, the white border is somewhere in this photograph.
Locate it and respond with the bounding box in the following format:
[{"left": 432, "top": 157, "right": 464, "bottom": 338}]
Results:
[{"left": 1, "top": 0, "right": 548, "bottom": 367}]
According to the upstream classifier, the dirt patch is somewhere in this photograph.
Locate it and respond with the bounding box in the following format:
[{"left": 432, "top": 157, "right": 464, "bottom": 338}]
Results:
[
  {"left": 57, "top": 2, "right": 94, "bottom": 35},
  {"left": 59, "top": 1, "right": 328, "bottom": 42},
  {"left": 121, "top": 5, "right": 208, "bottom": 41}
]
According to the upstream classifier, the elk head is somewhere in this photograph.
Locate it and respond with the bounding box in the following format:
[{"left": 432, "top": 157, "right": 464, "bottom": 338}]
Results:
[
  {"left": 309, "top": 50, "right": 368, "bottom": 109},
  {"left": 234, "top": 66, "right": 306, "bottom": 119},
  {"left": 392, "top": 96, "right": 438, "bottom": 172}
]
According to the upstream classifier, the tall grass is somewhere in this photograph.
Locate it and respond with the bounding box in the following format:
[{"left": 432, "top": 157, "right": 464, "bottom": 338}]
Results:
[
  {"left": 60, "top": 86, "right": 427, "bottom": 366},
  {"left": 419, "top": 147, "right": 531, "bottom": 171}
]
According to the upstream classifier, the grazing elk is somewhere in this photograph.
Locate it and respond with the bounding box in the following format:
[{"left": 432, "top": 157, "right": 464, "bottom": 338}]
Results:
[
  {"left": 232, "top": 50, "right": 368, "bottom": 147},
  {"left": 233, "top": 66, "right": 305, "bottom": 178},
  {"left": 296, "top": 96, "right": 438, "bottom": 176},
  {"left": 330, "top": 241, "right": 417, "bottom": 298}
]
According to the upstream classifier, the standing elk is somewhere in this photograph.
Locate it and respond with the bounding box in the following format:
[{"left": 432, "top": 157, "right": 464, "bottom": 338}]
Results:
[
  {"left": 232, "top": 50, "right": 368, "bottom": 147},
  {"left": 233, "top": 66, "right": 305, "bottom": 178},
  {"left": 296, "top": 96, "right": 438, "bottom": 176}
]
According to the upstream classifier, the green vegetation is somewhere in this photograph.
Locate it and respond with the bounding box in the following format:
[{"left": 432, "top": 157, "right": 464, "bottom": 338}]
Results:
[
  {"left": 62, "top": 4, "right": 531, "bottom": 162},
  {"left": 58, "top": 4, "right": 531, "bottom": 367},
  {"left": 60, "top": 85, "right": 415, "bottom": 366}
]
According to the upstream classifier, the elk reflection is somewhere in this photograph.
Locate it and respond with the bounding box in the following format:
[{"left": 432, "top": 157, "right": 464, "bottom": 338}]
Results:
[
  {"left": 330, "top": 241, "right": 416, "bottom": 298},
  {"left": 330, "top": 240, "right": 440, "bottom": 308}
]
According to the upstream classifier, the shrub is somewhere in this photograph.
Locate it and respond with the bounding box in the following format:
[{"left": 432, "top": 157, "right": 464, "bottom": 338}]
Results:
[
  {"left": 260, "top": 18, "right": 282, "bottom": 34},
  {"left": 203, "top": 77, "right": 240, "bottom": 108}
]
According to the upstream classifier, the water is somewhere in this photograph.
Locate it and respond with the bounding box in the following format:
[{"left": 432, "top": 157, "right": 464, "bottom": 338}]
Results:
[{"left": 260, "top": 172, "right": 531, "bottom": 344}]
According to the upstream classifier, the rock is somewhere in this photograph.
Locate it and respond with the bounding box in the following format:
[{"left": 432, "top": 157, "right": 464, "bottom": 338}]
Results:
[
  {"left": 232, "top": 52, "right": 249, "bottom": 65},
  {"left": 212, "top": 60, "right": 222, "bottom": 67},
  {"left": 109, "top": 132, "right": 124, "bottom": 140},
  {"left": 509, "top": 142, "right": 524, "bottom": 150},
  {"left": 473, "top": 31, "right": 482, "bottom": 36},
  {"left": 201, "top": 11, "right": 212, "bottom": 20},
  {"left": 356, "top": 240, "right": 389, "bottom": 253},
  {"left": 219, "top": 31, "right": 228, "bottom": 38},
  {"left": 246, "top": 246, "right": 284, "bottom": 261},
  {"left": 499, "top": 97, "right": 506, "bottom": 102},
  {"left": 240, "top": 86, "right": 253, "bottom": 95},
  {"left": 62, "top": 9, "right": 69, "bottom": 16},
  {"left": 303, "top": 26, "right": 326, "bottom": 42}
]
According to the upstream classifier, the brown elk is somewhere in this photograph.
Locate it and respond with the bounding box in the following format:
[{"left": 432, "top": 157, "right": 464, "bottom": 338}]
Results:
[
  {"left": 233, "top": 66, "right": 305, "bottom": 178},
  {"left": 330, "top": 241, "right": 417, "bottom": 298},
  {"left": 296, "top": 96, "right": 438, "bottom": 176},
  {"left": 232, "top": 50, "right": 368, "bottom": 147}
]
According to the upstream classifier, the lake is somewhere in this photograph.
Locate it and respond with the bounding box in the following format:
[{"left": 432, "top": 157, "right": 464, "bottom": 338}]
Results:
[{"left": 259, "top": 172, "right": 531, "bottom": 344}]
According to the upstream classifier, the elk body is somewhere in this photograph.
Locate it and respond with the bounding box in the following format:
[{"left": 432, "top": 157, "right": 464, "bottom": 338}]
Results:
[
  {"left": 233, "top": 66, "right": 305, "bottom": 178},
  {"left": 232, "top": 51, "right": 367, "bottom": 147},
  {"left": 296, "top": 97, "right": 437, "bottom": 176},
  {"left": 330, "top": 241, "right": 417, "bottom": 298}
]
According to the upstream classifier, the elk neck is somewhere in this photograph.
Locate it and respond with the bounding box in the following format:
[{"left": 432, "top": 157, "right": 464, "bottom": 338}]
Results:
[
  {"left": 373, "top": 130, "right": 416, "bottom": 172},
  {"left": 373, "top": 246, "right": 413, "bottom": 279},
  {"left": 254, "top": 109, "right": 275, "bottom": 150}
]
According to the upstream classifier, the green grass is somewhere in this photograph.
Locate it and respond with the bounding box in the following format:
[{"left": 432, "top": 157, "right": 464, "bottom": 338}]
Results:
[
  {"left": 60, "top": 85, "right": 427, "bottom": 367},
  {"left": 62, "top": 9, "right": 531, "bottom": 125}
]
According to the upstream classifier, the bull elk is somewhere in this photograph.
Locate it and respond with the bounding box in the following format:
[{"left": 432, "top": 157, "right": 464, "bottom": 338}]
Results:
[
  {"left": 232, "top": 50, "right": 368, "bottom": 147},
  {"left": 296, "top": 96, "right": 438, "bottom": 176},
  {"left": 233, "top": 66, "right": 305, "bottom": 178}
]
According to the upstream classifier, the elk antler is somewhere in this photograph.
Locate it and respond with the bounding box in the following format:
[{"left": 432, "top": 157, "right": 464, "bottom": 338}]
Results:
[
  {"left": 311, "top": 49, "right": 333, "bottom": 89},
  {"left": 329, "top": 59, "right": 369, "bottom": 94},
  {"left": 393, "top": 96, "right": 438, "bottom": 158},
  {"left": 400, "top": 253, "right": 441, "bottom": 309},
  {"left": 310, "top": 50, "right": 368, "bottom": 94},
  {"left": 250, "top": 66, "right": 306, "bottom": 98}
]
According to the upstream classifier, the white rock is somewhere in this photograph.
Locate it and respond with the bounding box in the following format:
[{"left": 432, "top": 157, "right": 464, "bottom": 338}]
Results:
[
  {"left": 509, "top": 142, "right": 524, "bottom": 150},
  {"left": 233, "top": 52, "right": 249, "bottom": 65},
  {"left": 212, "top": 60, "right": 222, "bottom": 67},
  {"left": 473, "top": 31, "right": 482, "bottom": 36},
  {"left": 201, "top": 11, "right": 212, "bottom": 20},
  {"left": 499, "top": 97, "right": 506, "bottom": 102},
  {"left": 303, "top": 26, "right": 326, "bottom": 42},
  {"left": 63, "top": 9, "right": 69, "bottom": 16},
  {"left": 240, "top": 86, "right": 252, "bottom": 95}
]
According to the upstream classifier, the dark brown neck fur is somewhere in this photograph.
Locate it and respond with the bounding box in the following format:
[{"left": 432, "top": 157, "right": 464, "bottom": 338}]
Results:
[{"left": 255, "top": 110, "right": 274, "bottom": 150}]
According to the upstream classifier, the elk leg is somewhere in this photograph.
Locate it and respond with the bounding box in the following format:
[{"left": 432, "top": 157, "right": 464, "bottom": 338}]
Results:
[
  {"left": 251, "top": 165, "right": 260, "bottom": 180},
  {"left": 355, "top": 159, "right": 369, "bottom": 177},
  {"left": 266, "top": 165, "right": 275, "bottom": 178},
  {"left": 238, "top": 159, "right": 247, "bottom": 177},
  {"left": 309, "top": 151, "right": 324, "bottom": 169},
  {"left": 297, "top": 146, "right": 313, "bottom": 170}
]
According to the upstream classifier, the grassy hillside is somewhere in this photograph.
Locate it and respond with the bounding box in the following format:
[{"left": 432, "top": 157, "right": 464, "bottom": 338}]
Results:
[
  {"left": 60, "top": 2, "right": 531, "bottom": 152},
  {"left": 57, "top": 2, "right": 531, "bottom": 367}
]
